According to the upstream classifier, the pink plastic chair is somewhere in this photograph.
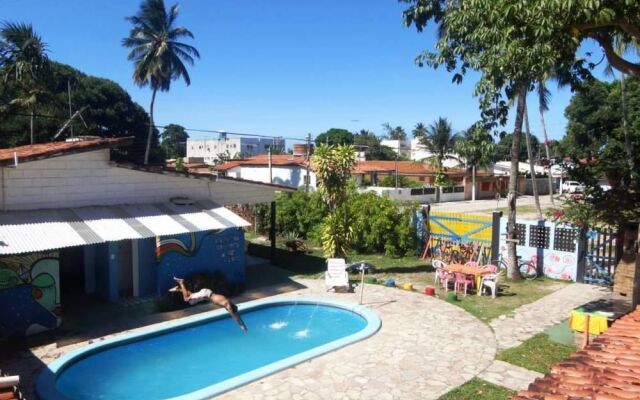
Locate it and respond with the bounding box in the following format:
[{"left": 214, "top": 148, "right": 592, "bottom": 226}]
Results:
[
  {"left": 482, "top": 264, "right": 498, "bottom": 273},
  {"left": 464, "top": 261, "right": 479, "bottom": 268},
  {"left": 439, "top": 269, "right": 455, "bottom": 292},
  {"left": 454, "top": 272, "right": 475, "bottom": 296}
]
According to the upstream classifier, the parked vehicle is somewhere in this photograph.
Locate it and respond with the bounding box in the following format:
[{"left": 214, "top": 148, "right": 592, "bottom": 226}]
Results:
[{"left": 561, "top": 181, "right": 585, "bottom": 193}]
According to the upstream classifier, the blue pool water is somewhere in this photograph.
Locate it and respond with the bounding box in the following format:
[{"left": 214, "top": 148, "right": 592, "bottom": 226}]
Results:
[{"left": 42, "top": 300, "right": 375, "bottom": 400}]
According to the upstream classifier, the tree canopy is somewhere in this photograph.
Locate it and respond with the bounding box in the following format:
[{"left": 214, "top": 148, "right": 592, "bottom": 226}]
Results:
[
  {"left": 353, "top": 131, "right": 397, "bottom": 160},
  {"left": 495, "top": 133, "right": 541, "bottom": 162},
  {"left": 314, "top": 128, "right": 354, "bottom": 147},
  {"left": 160, "top": 123, "right": 189, "bottom": 159},
  {"left": 558, "top": 76, "right": 640, "bottom": 226},
  {"left": 0, "top": 60, "right": 158, "bottom": 162},
  {"left": 382, "top": 123, "right": 407, "bottom": 140}
]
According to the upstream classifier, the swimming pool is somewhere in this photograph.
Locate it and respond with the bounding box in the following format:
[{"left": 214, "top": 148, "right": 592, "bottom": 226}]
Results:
[{"left": 36, "top": 297, "right": 381, "bottom": 399}]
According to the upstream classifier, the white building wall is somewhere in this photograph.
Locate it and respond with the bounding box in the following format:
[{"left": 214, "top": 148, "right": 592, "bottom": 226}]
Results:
[
  {"left": 187, "top": 137, "right": 285, "bottom": 165},
  {"left": 362, "top": 187, "right": 465, "bottom": 203},
  {"left": 380, "top": 139, "right": 411, "bottom": 158},
  {"left": 0, "top": 149, "right": 279, "bottom": 210},
  {"left": 225, "top": 165, "right": 316, "bottom": 189}
]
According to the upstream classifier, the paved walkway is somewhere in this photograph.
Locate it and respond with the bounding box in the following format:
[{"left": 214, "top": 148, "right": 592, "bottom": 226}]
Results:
[
  {"left": 478, "top": 360, "right": 543, "bottom": 391},
  {"left": 490, "top": 283, "right": 611, "bottom": 350}
]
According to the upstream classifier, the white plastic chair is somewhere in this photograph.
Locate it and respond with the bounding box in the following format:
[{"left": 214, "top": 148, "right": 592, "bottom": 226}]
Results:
[
  {"left": 432, "top": 259, "right": 445, "bottom": 286},
  {"left": 479, "top": 273, "right": 499, "bottom": 298},
  {"left": 325, "top": 258, "right": 350, "bottom": 292}
]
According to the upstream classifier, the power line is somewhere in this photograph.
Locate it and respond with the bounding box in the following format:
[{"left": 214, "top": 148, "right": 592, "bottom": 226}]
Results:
[{"left": 1, "top": 111, "right": 310, "bottom": 142}]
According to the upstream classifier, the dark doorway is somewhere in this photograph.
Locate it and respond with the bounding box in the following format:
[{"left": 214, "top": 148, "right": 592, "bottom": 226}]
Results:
[
  {"left": 117, "top": 240, "right": 133, "bottom": 298},
  {"left": 59, "top": 246, "right": 85, "bottom": 295}
]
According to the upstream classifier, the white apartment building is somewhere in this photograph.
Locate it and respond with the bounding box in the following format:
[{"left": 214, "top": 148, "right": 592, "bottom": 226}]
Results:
[
  {"left": 381, "top": 138, "right": 460, "bottom": 167},
  {"left": 187, "top": 137, "right": 285, "bottom": 165}
]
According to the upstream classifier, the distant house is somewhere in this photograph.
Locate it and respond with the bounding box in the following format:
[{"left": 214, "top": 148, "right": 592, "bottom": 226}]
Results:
[
  {"left": 216, "top": 154, "right": 315, "bottom": 189},
  {"left": 0, "top": 137, "right": 287, "bottom": 338},
  {"left": 381, "top": 138, "right": 461, "bottom": 167},
  {"left": 187, "top": 137, "right": 285, "bottom": 165}
]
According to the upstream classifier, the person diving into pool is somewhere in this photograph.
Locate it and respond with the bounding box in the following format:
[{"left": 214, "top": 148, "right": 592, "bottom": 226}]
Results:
[{"left": 170, "top": 277, "right": 248, "bottom": 332}]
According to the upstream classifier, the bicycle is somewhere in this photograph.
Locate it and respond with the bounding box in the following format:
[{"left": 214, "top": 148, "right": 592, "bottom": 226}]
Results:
[
  {"left": 583, "top": 255, "right": 612, "bottom": 285},
  {"left": 493, "top": 254, "right": 538, "bottom": 280}
]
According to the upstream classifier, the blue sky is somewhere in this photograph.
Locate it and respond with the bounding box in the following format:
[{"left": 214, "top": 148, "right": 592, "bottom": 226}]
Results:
[{"left": 2, "top": 0, "right": 615, "bottom": 145}]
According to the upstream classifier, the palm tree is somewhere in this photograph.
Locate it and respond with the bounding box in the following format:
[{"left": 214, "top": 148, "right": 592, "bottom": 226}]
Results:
[
  {"left": 122, "top": 0, "right": 200, "bottom": 165},
  {"left": 455, "top": 124, "right": 495, "bottom": 201},
  {"left": 382, "top": 122, "right": 407, "bottom": 140},
  {"left": 412, "top": 122, "right": 427, "bottom": 139},
  {"left": 0, "top": 22, "right": 49, "bottom": 144},
  {"left": 537, "top": 80, "right": 555, "bottom": 205},
  {"left": 422, "top": 117, "right": 459, "bottom": 202},
  {"left": 523, "top": 100, "right": 543, "bottom": 220}
]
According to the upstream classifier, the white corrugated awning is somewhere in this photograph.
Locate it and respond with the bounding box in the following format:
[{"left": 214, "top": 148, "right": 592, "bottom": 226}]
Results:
[{"left": 0, "top": 200, "right": 250, "bottom": 255}]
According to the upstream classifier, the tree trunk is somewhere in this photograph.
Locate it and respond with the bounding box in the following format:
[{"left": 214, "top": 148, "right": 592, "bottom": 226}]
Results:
[
  {"left": 144, "top": 87, "right": 158, "bottom": 165},
  {"left": 524, "top": 103, "right": 543, "bottom": 220},
  {"left": 30, "top": 108, "right": 34, "bottom": 145},
  {"left": 539, "top": 100, "right": 554, "bottom": 204},
  {"left": 620, "top": 72, "right": 635, "bottom": 178},
  {"left": 472, "top": 165, "right": 476, "bottom": 201},
  {"left": 507, "top": 86, "right": 527, "bottom": 281}
]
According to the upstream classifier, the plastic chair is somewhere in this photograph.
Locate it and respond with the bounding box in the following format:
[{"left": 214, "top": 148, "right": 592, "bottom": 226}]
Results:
[
  {"left": 325, "top": 258, "right": 350, "bottom": 292},
  {"left": 481, "top": 264, "right": 498, "bottom": 273},
  {"left": 438, "top": 268, "right": 455, "bottom": 292},
  {"left": 464, "top": 261, "right": 479, "bottom": 268},
  {"left": 432, "top": 259, "right": 446, "bottom": 286},
  {"left": 454, "top": 272, "right": 475, "bottom": 297},
  {"left": 479, "top": 273, "right": 499, "bottom": 298}
]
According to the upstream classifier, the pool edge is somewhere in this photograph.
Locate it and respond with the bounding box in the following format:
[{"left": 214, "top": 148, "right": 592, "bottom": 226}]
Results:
[{"left": 36, "top": 297, "right": 381, "bottom": 400}]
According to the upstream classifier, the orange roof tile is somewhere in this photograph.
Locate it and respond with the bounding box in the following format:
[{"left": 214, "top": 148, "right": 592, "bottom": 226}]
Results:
[
  {"left": 513, "top": 306, "right": 640, "bottom": 400},
  {"left": 0, "top": 137, "right": 132, "bottom": 166}
]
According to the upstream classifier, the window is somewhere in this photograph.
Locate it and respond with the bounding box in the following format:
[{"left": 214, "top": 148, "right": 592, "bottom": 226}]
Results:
[
  {"left": 419, "top": 177, "right": 425, "bottom": 182},
  {"left": 481, "top": 182, "right": 491, "bottom": 191}
]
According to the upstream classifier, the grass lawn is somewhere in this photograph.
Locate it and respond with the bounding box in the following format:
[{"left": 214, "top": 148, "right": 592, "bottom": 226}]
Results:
[
  {"left": 246, "top": 238, "right": 568, "bottom": 322},
  {"left": 496, "top": 332, "right": 576, "bottom": 374},
  {"left": 438, "top": 378, "right": 515, "bottom": 400}
]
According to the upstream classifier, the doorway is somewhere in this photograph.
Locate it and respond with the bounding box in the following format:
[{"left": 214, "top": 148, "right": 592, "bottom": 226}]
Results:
[
  {"left": 59, "top": 245, "right": 85, "bottom": 296},
  {"left": 117, "top": 240, "right": 133, "bottom": 298}
]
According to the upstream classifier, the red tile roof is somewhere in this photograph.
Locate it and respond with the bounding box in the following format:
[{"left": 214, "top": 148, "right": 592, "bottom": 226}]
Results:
[
  {"left": 215, "top": 154, "right": 309, "bottom": 171},
  {"left": 0, "top": 137, "right": 132, "bottom": 166},
  {"left": 513, "top": 306, "right": 640, "bottom": 400}
]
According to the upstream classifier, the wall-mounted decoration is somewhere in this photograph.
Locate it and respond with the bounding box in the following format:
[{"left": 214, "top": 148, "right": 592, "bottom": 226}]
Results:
[
  {"left": 0, "top": 252, "right": 60, "bottom": 337},
  {"left": 529, "top": 225, "right": 551, "bottom": 249}
]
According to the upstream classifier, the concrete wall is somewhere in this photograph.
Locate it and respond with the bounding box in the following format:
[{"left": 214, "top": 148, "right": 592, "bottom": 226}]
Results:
[
  {"left": 362, "top": 187, "right": 465, "bottom": 203},
  {"left": 0, "top": 149, "right": 278, "bottom": 210},
  {"left": 226, "top": 165, "right": 317, "bottom": 189}
]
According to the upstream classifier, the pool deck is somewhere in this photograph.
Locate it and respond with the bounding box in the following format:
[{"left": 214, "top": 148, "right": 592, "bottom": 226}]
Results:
[{"left": 219, "top": 279, "right": 496, "bottom": 400}]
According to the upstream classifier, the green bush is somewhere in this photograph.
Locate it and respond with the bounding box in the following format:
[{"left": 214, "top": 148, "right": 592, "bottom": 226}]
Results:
[
  {"left": 379, "top": 175, "right": 422, "bottom": 188},
  {"left": 275, "top": 190, "right": 329, "bottom": 240}
]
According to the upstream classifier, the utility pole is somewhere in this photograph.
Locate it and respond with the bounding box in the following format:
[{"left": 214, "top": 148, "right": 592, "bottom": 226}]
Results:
[
  {"left": 268, "top": 146, "right": 273, "bottom": 184},
  {"left": 68, "top": 80, "right": 74, "bottom": 138},
  {"left": 305, "top": 133, "right": 311, "bottom": 192},
  {"left": 395, "top": 141, "right": 399, "bottom": 190}
]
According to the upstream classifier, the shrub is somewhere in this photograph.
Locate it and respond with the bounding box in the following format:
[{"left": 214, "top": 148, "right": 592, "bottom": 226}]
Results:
[{"left": 275, "top": 190, "right": 329, "bottom": 239}]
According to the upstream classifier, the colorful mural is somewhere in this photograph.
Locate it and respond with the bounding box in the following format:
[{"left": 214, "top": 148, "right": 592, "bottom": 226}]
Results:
[
  {"left": 155, "top": 228, "right": 245, "bottom": 294},
  {"left": 499, "top": 219, "right": 579, "bottom": 281},
  {"left": 0, "top": 252, "right": 61, "bottom": 337}
]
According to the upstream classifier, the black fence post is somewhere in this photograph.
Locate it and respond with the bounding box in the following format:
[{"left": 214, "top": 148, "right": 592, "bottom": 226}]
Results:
[
  {"left": 576, "top": 227, "right": 587, "bottom": 283},
  {"left": 491, "top": 211, "right": 503, "bottom": 262},
  {"left": 269, "top": 201, "right": 276, "bottom": 262}
]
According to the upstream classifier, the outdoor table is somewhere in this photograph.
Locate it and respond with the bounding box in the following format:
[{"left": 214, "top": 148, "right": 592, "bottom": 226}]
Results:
[{"left": 443, "top": 263, "right": 492, "bottom": 290}]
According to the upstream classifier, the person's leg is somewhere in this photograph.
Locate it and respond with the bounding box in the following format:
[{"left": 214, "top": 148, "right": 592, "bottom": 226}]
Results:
[
  {"left": 211, "top": 293, "right": 247, "bottom": 332},
  {"left": 172, "top": 277, "right": 191, "bottom": 303}
]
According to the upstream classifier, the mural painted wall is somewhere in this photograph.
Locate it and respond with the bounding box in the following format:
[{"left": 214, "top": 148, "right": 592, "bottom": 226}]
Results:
[
  {"left": 0, "top": 252, "right": 61, "bottom": 337},
  {"left": 155, "top": 228, "right": 245, "bottom": 294},
  {"left": 499, "top": 218, "right": 579, "bottom": 281}
]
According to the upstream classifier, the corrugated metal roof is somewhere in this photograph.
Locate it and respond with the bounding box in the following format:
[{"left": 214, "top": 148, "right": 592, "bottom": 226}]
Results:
[{"left": 0, "top": 201, "right": 250, "bottom": 255}]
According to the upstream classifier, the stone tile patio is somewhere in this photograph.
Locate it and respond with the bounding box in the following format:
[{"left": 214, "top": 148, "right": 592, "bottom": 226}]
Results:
[{"left": 1, "top": 273, "right": 614, "bottom": 399}]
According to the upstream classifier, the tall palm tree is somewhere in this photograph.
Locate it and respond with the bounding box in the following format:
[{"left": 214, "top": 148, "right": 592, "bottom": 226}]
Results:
[
  {"left": 523, "top": 100, "right": 543, "bottom": 220},
  {"left": 537, "top": 80, "right": 555, "bottom": 205},
  {"left": 382, "top": 122, "right": 407, "bottom": 140},
  {"left": 422, "top": 117, "right": 459, "bottom": 202},
  {"left": 123, "top": 0, "right": 200, "bottom": 165},
  {"left": 455, "top": 124, "right": 495, "bottom": 201},
  {"left": 412, "top": 122, "right": 427, "bottom": 139},
  {"left": 0, "top": 22, "right": 49, "bottom": 144}
]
